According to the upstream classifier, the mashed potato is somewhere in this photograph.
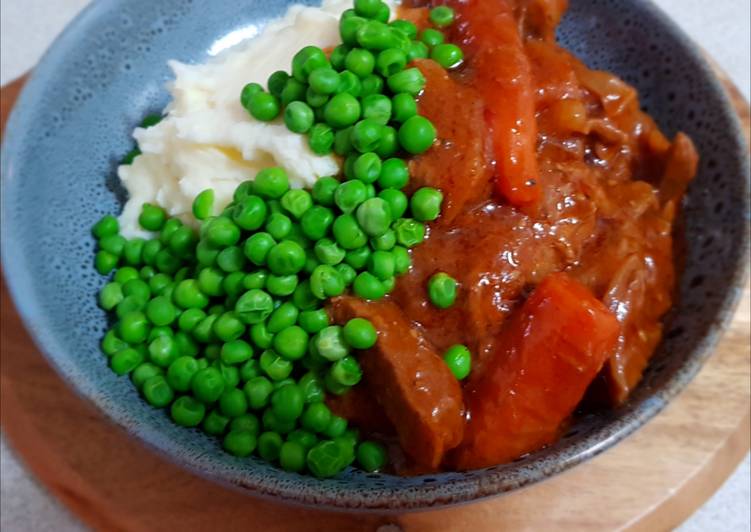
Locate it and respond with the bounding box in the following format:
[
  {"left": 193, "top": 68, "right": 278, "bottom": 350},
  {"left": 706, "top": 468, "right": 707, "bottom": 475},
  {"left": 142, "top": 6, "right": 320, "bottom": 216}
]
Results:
[{"left": 118, "top": 0, "right": 366, "bottom": 237}]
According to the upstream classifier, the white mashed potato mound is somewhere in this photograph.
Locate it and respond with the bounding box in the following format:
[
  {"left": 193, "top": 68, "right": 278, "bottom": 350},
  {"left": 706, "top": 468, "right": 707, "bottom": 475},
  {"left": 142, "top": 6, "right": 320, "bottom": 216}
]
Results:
[{"left": 118, "top": 0, "right": 364, "bottom": 237}]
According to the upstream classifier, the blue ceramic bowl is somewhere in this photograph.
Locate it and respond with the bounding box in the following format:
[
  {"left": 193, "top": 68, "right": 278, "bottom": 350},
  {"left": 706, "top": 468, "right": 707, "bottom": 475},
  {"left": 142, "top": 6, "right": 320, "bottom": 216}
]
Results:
[{"left": 1, "top": 0, "right": 749, "bottom": 511}]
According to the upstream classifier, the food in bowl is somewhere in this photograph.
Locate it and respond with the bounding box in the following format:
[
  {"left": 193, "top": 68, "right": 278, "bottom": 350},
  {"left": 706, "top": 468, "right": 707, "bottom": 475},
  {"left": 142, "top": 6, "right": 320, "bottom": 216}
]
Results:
[{"left": 90, "top": 0, "right": 698, "bottom": 478}]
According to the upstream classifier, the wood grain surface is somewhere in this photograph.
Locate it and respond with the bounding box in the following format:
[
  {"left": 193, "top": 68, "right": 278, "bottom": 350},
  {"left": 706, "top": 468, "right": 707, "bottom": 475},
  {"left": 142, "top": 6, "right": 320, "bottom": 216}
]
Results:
[{"left": 1, "top": 69, "right": 749, "bottom": 532}]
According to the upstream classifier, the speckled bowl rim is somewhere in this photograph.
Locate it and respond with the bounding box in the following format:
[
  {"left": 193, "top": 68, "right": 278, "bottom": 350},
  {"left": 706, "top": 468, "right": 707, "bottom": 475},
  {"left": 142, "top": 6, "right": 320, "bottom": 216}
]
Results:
[{"left": 1, "top": 0, "right": 749, "bottom": 512}]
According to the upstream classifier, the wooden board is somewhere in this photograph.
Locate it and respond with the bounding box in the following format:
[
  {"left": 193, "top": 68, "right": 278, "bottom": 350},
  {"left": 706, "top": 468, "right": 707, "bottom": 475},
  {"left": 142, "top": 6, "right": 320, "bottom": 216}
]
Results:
[{"left": 1, "top": 67, "right": 749, "bottom": 531}]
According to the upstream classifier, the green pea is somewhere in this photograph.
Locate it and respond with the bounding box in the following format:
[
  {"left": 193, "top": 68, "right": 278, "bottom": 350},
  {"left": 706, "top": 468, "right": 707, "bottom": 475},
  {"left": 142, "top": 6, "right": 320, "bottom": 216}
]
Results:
[
  {"left": 407, "top": 40, "right": 429, "bottom": 62},
  {"left": 271, "top": 383, "right": 305, "bottom": 422},
  {"left": 410, "top": 187, "right": 444, "bottom": 222},
  {"left": 267, "top": 70, "right": 290, "bottom": 97},
  {"left": 111, "top": 347, "right": 145, "bottom": 376},
  {"left": 354, "top": 0, "right": 380, "bottom": 17},
  {"left": 191, "top": 367, "right": 226, "bottom": 403},
  {"left": 304, "top": 249, "right": 321, "bottom": 275},
  {"left": 265, "top": 240, "right": 306, "bottom": 276},
  {"left": 235, "top": 289, "right": 274, "bottom": 324},
  {"left": 351, "top": 119, "right": 383, "bottom": 153},
  {"left": 371, "top": 229, "right": 396, "bottom": 251},
  {"left": 330, "top": 44, "right": 350, "bottom": 70},
  {"left": 378, "top": 189, "right": 408, "bottom": 220},
  {"left": 314, "top": 326, "right": 349, "bottom": 362},
  {"left": 428, "top": 272, "right": 457, "bottom": 309},
  {"left": 308, "top": 123, "right": 335, "bottom": 155},
  {"left": 160, "top": 218, "right": 183, "bottom": 244},
  {"left": 343, "top": 318, "right": 378, "bottom": 349},
  {"left": 230, "top": 413, "right": 260, "bottom": 434},
  {"left": 308, "top": 67, "right": 340, "bottom": 95},
  {"left": 143, "top": 296, "right": 175, "bottom": 326},
  {"left": 102, "top": 329, "right": 128, "bottom": 357},
  {"left": 213, "top": 312, "right": 246, "bottom": 342},
  {"left": 310, "top": 265, "right": 345, "bottom": 300},
  {"left": 390, "top": 94, "right": 417, "bottom": 126},
  {"left": 250, "top": 322, "right": 274, "bottom": 350},
  {"left": 205, "top": 217, "right": 241, "bottom": 248},
  {"left": 392, "top": 245, "right": 411, "bottom": 275},
  {"left": 429, "top": 5, "right": 455, "bottom": 28},
  {"left": 374, "top": 125, "right": 397, "bottom": 159},
  {"left": 378, "top": 158, "right": 409, "bottom": 189},
  {"left": 399, "top": 115, "right": 436, "bottom": 155},
  {"left": 344, "top": 246, "right": 371, "bottom": 269},
  {"left": 148, "top": 335, "right": 178, "bottom": 367},
  {"left": 281, "top": 78, "right": 307, "bottom": 106},
  {"left": 243, "top": 271, "right": 268, "bottom": 291},
  {"left": 335, "top": 70, "right": 362, "bottom": 97},
  {"left": 114, "top": 266, "right": 139, "bottom": 285},
  {"left": 92, "top": 215, "right": 119, "bottom": 239},
  {"left": 171, "top": 396, "right": 206, "bottom": 427},
  {"left": 353, "top": 272, "right": 387, "bottom": 300},
  {"left": 292, "top": 46, "right": 329, "bottom": 82},
  {"left": 292, "top": 280, "right": 320, "bottom": 311},
  {"left": 119, "top": 311, "right": 150, "bottom": 343},
  {"left": 223, "top": 272, "right": 247, "bottom": 299},
  {"left": 191, "top": 189, "right": 215, "bottom": 221},
  {"left": 174, "top": 331, "right": 199, "bottom": 358},
  {"left": 306, "top": 440, "right": 348, "bottom": 479},
  {"left": 389, "top": 19, "right": 417, "bottom": 39},
  {"left": 266, "top": 274, "right": 299, "bottom": 297},
  {"left": 306, "top": 86, "right": 330, "bottom": 109},
  {"left": 248, "top": 91, "right": 281, "bottom": 121},
  {"left": 284, "top": 101, "right": 315, "bottom": 134},
  {"left": 99, "top": 282, "right": 124, "bottom": 310},
  {"left": 142, "top": 375, "right": 174, "bottom": 408},
  {"left": 298, "top": 309, "right": 330, "bottom": 335},
  {"left": 192, "top": 314, "right": 216, "bottom": 344},
  {"left": 375, "top": 48, "right": 407, "bottom": 77},
  {"left": 223, "top": 430, "right": 257, "bottom": 457},
  {"left": 203, "top": 409, "right": 230, "bottom": 435},
  {"left": 267, "top": 302, "right": 299, "bottom": 334},
  {"left": 94, "top": 250, "right": 118, "bottom": 275},
  {"left": 374, "top": 1, "right": 390, "bottom": 22},
  {"left": 311, "top": 177, "right": 339, "bottom": 207},
  {"left": 255, "top": 167, "right": 290, "bottom": 200},
  {"left": 333, "top": 214, "right": 367, "bottom": 250},
  {"left": 258, "top": 431, "right": 284, "bottom": 461},
  {"left": 232, "top": 195, "right": 268, "bottom": 231},
  {"left": 244, "top": 232, "right": 276, "bottom": 266},
  {"left": 173, "top": 279, "right": 209, "bottom": 310},
  {"left": 241, "top": 83, "right": 263, "bottom": 110},
  {"left": 195, "top": 240, "right": 218, "bottom": 268},
  {"left": 265, "top": 212, "right": 293, "bottom": 241},
  {"left": 393, "top": 218, "right": 426, "bottom": 247},
  {"left": 345, "top": 48, "right": 375, "bottom": 78},
  {"left": 431, "top": 43, "right": 464, "bottom": 69},
  {"left": 273, "top": 326, "right": 309, "bottom": 361},
  {"left": 361, "top": 95, "right": 391, "bottom": 127},
  {"left": 443, "top": 344, "right": 472, "bottom": 380},
  {"left": 115, "top": 295, "right": 144, "bottom": 319},
  {"left": 301, "top": 402, "right": 332, "bottom": 433},
  {"left": 323, "top": 415, "right": 348, "bottom": 439},
  {"left": 356, "top": 20, "right": 398, "bottom": 51},
  {"left": 357, "top": 441, "right": 387, "bottom": 472},
  {"left": 147, "top": 325, "right": 173, "bottom": 343},
  {"left": 219, "top": 388, "right": 249, "bottom": 418},
  {"left": 313, "top": 239, "right": 345, "bottom": 266},
  {"left": 324, "top": 93, "right": 361, "bottom": 128},
  {"left": 121, "top": 148, "right": 141, "bottom": 165},
  {"left": 278, "top": 441, "right": 306, "bottom": 472},
  {"left": 333, "top": 127, "right": 354, "bottom": 157},
  {"left": 141, "top": 239, "right": 163, "bottom": 266},
  {"left": 259, "top": 350, "right": 294, "bottom": 381},
  {"left": 218, "top": 339, "right": 252, "bottom": 366},
  {"left": 360, "top": 74, "right": 384, "bottom": 97},
  {"left": 298, "top": 372, "right": 326, "bottom": 404},
  {"left": 244, "top": 376, "right": 274, "bottom": 410},
  {"left": 339, "top": 14, "right": 368, "bottom": 47},
  {"left": 167, "top": 356, "right": 200, "bottom": 392},
  {"left": 356, "top": 198, "right": 392, "bottom": 237},
  {"left": 216, "top": 246, "right": 246, "bottom": 273},
  {"left": 420, "top": 28, "right": 445, "bottom": 47},
  {"left": 329, "top": 356, "right": 363, "bottom": 386},
  {"left": 99, "top": 235, "right": 126, "bottom": 259},
  {"left": 131, "top": 362, "right": 163, "bottom": 390}
]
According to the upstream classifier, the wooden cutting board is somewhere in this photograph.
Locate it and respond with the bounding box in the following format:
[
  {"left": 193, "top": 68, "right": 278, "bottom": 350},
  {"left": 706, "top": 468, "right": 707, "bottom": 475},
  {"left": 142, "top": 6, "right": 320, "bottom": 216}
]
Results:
[{"left": 1, "top": 68, "right": 749, "bottom": 531}]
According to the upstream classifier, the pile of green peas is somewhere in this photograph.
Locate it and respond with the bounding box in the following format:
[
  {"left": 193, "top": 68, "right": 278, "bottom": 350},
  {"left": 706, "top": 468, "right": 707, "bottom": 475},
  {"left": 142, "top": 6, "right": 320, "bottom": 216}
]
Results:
[
  {"left": 91, "top": 1, "right": 473, "bottom": 478},
  {"left": 240, "top": 1, "right": 463, "bottom": 159}
]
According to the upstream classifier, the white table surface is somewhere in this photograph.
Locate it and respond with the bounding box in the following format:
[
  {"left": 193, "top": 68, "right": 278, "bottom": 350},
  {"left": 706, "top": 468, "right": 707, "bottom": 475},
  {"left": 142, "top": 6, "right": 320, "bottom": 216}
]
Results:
[{"left": 1, "top": 1, "right": 749, "bottom": 531}]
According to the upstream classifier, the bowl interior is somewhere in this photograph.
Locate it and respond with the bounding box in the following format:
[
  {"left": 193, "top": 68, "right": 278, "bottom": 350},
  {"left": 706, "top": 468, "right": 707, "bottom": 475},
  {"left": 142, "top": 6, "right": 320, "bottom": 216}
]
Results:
[{"left": 1, "top": 0, "right": 748, "bottom": 511}]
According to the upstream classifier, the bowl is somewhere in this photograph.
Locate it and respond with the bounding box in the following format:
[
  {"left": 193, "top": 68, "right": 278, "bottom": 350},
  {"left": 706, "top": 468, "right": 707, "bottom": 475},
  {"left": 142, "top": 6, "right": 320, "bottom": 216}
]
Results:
[{"left": 1, "top": 0, "right": 749, "bottom": 511}]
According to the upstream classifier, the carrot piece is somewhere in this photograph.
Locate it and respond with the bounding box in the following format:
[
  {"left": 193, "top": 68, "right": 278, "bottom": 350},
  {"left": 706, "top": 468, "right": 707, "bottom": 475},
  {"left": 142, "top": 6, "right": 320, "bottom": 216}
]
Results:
[
  {"left": 454, "top": 273, "right": 619, "bottom": 469},
  {"left": 448, "top": 0, "right": 541, "bottom": 208}
]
